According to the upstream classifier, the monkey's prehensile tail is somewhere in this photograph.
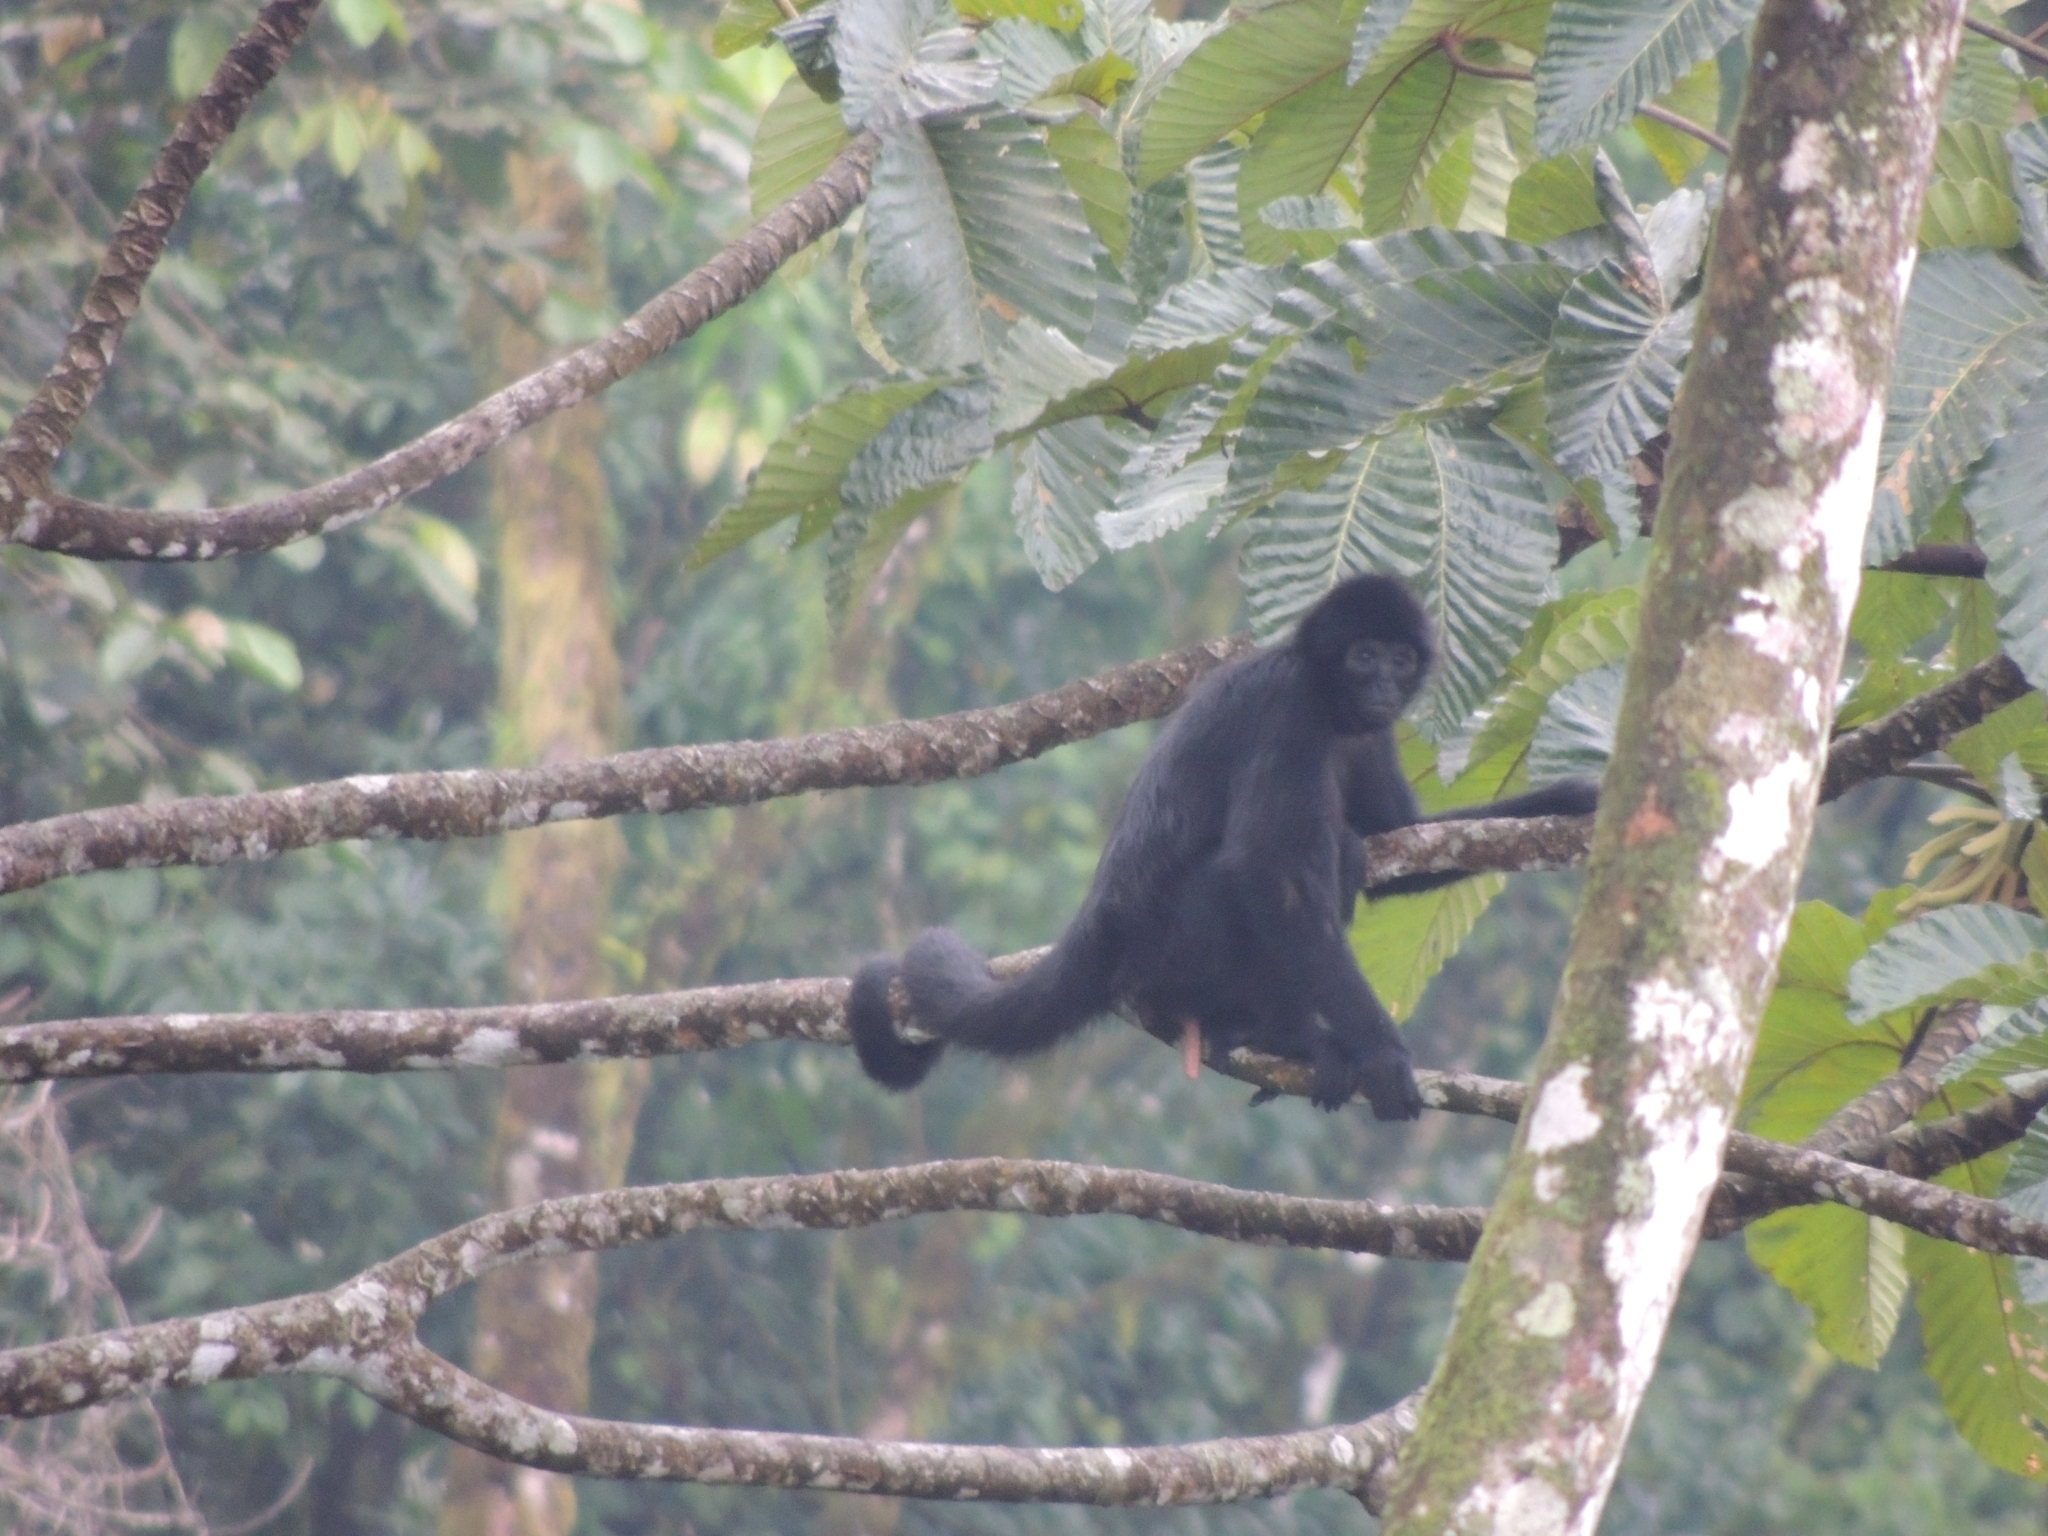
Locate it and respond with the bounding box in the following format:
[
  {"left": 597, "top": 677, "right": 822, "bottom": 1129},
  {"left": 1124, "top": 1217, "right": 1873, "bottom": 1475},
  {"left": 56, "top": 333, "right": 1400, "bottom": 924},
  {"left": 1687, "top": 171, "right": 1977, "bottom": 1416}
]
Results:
[{"left": 846, "top": 922, "right": 1119, "bottom": 1090}]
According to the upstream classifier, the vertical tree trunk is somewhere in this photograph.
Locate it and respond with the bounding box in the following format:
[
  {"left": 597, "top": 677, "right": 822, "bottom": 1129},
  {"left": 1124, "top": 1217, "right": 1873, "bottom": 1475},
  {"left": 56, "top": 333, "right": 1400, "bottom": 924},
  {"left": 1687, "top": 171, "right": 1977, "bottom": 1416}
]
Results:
[
  {"left": 1380, "top": 4, "right": 1965, "bottom": 1530},
  {"left": 437, "top": 154, "right": 645, "bottom": 1536}
]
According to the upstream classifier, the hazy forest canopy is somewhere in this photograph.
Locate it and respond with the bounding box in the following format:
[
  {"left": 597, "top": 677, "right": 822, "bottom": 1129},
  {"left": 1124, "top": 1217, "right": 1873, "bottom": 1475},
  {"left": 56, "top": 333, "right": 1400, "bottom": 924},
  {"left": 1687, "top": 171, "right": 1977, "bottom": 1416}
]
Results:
[{"left": 8, "top": 0, "right": 2048, "bottom": 1529}]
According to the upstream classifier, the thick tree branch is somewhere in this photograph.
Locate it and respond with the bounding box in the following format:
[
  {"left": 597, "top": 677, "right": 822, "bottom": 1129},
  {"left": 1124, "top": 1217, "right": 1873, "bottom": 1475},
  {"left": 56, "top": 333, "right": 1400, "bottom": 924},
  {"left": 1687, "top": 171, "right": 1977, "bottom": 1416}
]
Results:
[
  {"left": 0, "top": 636, "right": 1247, "bottom": 897},
  {"left": 0, "top": 1159, "right": 1439, "bottom": 1505},
  {"left": 2, "top": 637, "right": 2022, "bottom": 898},
  {"left": 2, "top": 128, "right": 880, "bottom": 559},
  {"left": 1365, "top": 652, "right": 2033, "bottom": 885},
  {"left": 0, "top": 0, "right": 322, "bottom": 510}
]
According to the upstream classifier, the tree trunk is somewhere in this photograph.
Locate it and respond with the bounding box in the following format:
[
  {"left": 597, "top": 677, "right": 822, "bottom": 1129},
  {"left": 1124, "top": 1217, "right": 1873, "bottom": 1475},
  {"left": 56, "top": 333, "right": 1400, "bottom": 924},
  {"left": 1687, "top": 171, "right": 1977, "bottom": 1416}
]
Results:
[
  {"left": 437, "top": 154, "right": 644, "bottom": 1536},
  {"left": 1380, "top": 3, "right": 1966, "bottom": 1530}
]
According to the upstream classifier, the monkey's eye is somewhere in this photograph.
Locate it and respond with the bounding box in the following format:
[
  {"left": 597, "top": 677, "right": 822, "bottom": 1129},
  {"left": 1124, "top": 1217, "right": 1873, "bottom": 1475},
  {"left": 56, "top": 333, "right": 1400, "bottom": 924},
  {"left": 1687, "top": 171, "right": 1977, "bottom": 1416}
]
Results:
[{"left": 1344, "top": 640, "right": 1419, "bottom": 679}]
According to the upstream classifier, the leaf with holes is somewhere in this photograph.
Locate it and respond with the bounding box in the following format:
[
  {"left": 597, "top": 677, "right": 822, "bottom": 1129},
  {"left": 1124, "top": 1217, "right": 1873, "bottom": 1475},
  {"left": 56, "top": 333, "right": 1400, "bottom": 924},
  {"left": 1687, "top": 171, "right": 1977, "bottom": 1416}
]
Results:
[{"left": 1909, "top": 1214, "right": 2048, "bottom": 1480}]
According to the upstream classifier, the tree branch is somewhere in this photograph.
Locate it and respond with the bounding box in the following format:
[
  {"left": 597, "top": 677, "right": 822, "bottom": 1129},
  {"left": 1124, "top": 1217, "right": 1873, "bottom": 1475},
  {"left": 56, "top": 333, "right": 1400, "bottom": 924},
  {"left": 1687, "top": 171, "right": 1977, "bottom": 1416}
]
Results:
[
  {"left": 2, "top": 126, "right": 880, "bottom": 559},
  {"left": 0, "top": 636, "right": 1247, "bottom": 897},
  {"left": 0, "top": 0, "right": 322, "bottom": 514},
  {"left": 0, "top": 1159, "right": 1441, "bottom": 1506}
]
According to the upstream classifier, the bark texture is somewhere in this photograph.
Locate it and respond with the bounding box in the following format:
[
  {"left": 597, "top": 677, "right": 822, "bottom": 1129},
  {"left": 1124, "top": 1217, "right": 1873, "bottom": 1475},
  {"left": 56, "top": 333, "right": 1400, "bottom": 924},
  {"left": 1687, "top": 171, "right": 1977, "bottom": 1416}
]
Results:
[{"left": 1380, "top": 1, "right": 1966, "bottom": 1528}]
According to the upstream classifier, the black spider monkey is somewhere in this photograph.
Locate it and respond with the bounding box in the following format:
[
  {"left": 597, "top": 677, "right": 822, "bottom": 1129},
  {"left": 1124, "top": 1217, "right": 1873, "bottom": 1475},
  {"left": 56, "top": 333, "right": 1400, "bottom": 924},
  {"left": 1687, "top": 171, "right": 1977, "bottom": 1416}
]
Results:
[{"left": 846, "top": 574, "right": 1599, "bottom": 1120}]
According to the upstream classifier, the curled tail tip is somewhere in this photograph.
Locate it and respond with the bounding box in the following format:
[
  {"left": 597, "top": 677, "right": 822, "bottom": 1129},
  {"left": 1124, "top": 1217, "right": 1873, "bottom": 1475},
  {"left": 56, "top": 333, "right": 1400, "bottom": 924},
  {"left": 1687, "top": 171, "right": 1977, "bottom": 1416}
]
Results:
[{"left": 847, "top": 955, "right": 944, "bottom": 1090}]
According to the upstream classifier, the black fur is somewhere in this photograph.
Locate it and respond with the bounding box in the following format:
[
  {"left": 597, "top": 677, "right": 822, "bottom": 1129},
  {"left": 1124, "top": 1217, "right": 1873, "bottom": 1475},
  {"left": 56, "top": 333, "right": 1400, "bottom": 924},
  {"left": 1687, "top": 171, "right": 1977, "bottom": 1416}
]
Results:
[{"left": 845, "top": 574, "right": 1598, "bottom": 1119}]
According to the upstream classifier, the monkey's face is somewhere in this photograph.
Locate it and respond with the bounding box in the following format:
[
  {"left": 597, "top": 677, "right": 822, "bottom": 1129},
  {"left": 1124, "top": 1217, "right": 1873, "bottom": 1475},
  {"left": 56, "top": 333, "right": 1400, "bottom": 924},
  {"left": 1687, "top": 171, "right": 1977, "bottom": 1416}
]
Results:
[{"left": 1334, "top": 638, "right": 1425, "bottom": 732}]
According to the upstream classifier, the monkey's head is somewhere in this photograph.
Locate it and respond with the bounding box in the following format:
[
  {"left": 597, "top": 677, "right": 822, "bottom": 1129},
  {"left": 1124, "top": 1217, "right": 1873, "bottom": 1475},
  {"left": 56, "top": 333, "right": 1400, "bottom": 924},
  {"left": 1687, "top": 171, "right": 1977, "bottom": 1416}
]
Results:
[{"left": 1294, "top": 574, "right": 1434, "bottom": 735}]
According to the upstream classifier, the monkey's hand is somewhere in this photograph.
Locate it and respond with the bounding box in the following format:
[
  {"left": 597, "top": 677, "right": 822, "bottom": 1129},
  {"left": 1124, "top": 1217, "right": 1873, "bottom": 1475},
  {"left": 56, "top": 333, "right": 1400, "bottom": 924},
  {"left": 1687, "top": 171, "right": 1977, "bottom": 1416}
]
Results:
[{"left": 1311, "top": 1035, "right": 1422, "bottom": 1119}]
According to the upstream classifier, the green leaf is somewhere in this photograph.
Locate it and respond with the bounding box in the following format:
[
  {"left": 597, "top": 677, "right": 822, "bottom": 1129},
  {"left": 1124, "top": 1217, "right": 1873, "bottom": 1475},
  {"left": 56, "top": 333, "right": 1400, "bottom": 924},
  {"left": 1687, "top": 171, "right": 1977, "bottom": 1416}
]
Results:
[
  {"left": 223, "top": 620, "right": 305, "bottom": 693},
  {"left": 1748, "top": 1206, "right": 1907, "bottom": 1369},
  {"left": 1944, "top": 27, "right": 2023, "bottom": 130},
  {"left": 956, "top": 0, "right": 1085, "bottom": 27},
  {"left": 825, "top": 478, "right": 960, "bottom": 624},
  {"left": 1631, "top": 57, "right": 1719, "bottom": 186},
  {"left": 1506, "top": 148, "right": 1602, "bottom": 244},
  {"left": 1462, "top": 585, "right": 1638, "bottom": 774},
  {"left": 1046, "top": 115, "right": 1133, "bottom": 265},
  {"left": 713, "top": 0, "right": 816, "bottom": 57},
  {"left": 1188, "top": 145, "right": 1249, "bottom": 270},
  {"left": 1946, "top": 695, "right": 2048, "bottom": 793},
  {"left": 1850, "top": 569, "right": 1953, "bottom": 662},
  {"left": 1532, "top": 0, "right": 1755, "bottom": 155},
  {"left": 1357, "top": 56, "right": 1518, "bottom": 236},
  {"left": 932, "top": 112, "right": 1099, "bottom": 338},
  {"left": 1011, "top": 417, "right": 1130, "bottom": 587},
  {"left": 838, "top": 0, "right": 1000, "bottom": 128},
  {"left": 170, "top": 13, "right": 236, "bottom": 98},
  {"left": 1024, "top": 341, "right": 1233, "bottom": 434},
  {"left": 1225, "top": 231, "right": 1570, "bottom": 512},
  {"left": 1352, "top": 873, "right": 1506, "bottom": 1020},
  {"left": 1241, "top": 420, "right": 1556, "bottom": 737},
  {"left": 1526, "top": 660, "right": 1623, "bottom": 781},
  {"left": 750, "top": 75, "right": 850, "bottom": 220},
  {"left": 1848, "top": 905, "right": 2048, "bottom": 1022},
  {"left": 1868, "top": 250, "right": 2048, "bottom": 564},
  {"left": 1920, "top": 179, "right": 2022, "bottom": 249},
  {"left": 843, "top": 380, "right": 997, "bottom": 513},
  {"left": 2010, "top": 120, "right": 2048, "bottom": 274},
  {"left": 1966, "top": 391, "right": 2048, "bottom": 691},
  {"left": 690, "top": 379, "right": 946, "bottom": 566},
  {"left": 1908, "top": 1220, "right": 2048, "bottom": 1481},
  {"left": 1136, "top": 0, "right": 1352, "bottom": 187},
  {"left": 1544, "top": 260, "right": 1692, "bottom": 478},
  {"left": 1129, "top": 268, "right": 1291, "bottom": 352}
]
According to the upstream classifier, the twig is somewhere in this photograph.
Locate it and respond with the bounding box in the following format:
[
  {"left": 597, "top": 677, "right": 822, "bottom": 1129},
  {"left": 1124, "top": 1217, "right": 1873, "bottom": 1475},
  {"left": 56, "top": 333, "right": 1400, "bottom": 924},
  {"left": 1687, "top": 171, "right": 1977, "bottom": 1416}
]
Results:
[
  {"left": 1436, "top": 34, "right": 1729, "bottom": 154},
  {"left": 1965, "top": 14, "right": 2048, "bottom": 69}
]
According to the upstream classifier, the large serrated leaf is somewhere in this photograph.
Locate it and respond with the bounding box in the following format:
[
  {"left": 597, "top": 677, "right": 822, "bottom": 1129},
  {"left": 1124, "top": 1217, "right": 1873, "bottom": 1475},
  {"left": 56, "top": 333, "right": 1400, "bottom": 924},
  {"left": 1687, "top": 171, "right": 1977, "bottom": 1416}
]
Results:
[
  {"left": 1868, "top": 250, "right": 2048, "bottom": 564},
  {"left": 1545, "top": 261, "right": 1693, "bottom": 478},
  {"left": 1135, "top": 0, "right": 1352, "bottom": 187},
  {"left": 843, "top": 379, "right": 997, "bottom": 512},
  {"left": 1025, "top": 341, "right": 1233, "bottom": 434},
  {"left": 2010, "top": 120, "right": 2048, "bottom": 275},
  {"left": 1921, "top": 179, "right": 2021, "bottom": 249},
  {"left": 931, "top": 112, "right": 1099, "bottom": 339},
  {"left": 1353, "top": 873, "right": 1506, "bottom": 1019},
  {"left": 1526, "top": 660, "right": 1624, "bottom": 782},
  {"left": 714, "top": 0, "right": 823, "bottom": 58},
  {"left": 862, "top": 126, "right": 987, "bottom": 370},
  {"left": 1011, "top": 416, "right": 1132, "bottom": 586},
  {"left": 750, "top": 75, "right": 851, "bottom": 220},
  {"left": 1045, "top": 114, "right": 1133, "bottom": 265},
  {"left": 1241, "top": 421, "right": 1556, "bottom": 737},
  {"left": 689, "top": 379, "right": 946, "bottom": 566},
  {"left": 1358, "top": 54, "right": 1518, "bottom": 235},
  {"left": 1966, "top": 390, "right": 2048, "bottom": 691},
  {"left": 1130, "top": 267, "right": 1291, "bottom": 351},
  {"left": 1238, "top": 70, "right": 1379, "bottom": 266},
  {"left": 1944, "top": 27, "right": 2023, "bottom": 131},
  {"left": 1848, "top": 904, "right": 2048, "bottom": 1022},
  {"left": 1533, "top": 0, "right": 1756, "bottom": 157},
  {"left": 1188, "top": 145, "right": 1249, "bottom": 271},
  {"left": 1462, "top": 584, "right": 1637, "bottom": 771},
  {"left": 1908, "top": 1221, "right": 2048, "bottom": 1481},
  {"left": 1748, "top": 1205, "right": 1907, "bottom": 1369},
  {"left": 838, "top": 0, "right": 998, "bottom": 129},
  {"left": 1224, "top": 235, "right": 1570, "bottom": 511}
]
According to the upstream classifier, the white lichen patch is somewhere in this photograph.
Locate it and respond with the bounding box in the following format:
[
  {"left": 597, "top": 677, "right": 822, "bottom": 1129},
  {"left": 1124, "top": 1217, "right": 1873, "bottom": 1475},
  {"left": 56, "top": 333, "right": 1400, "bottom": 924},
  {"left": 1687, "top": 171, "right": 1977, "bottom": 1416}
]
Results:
[
  {"left": 1533, "top": 1163, "right": 1566, "bottom": 1203},
  {"left": 1454, "top": 1472, "right": 1570, "bottom": 1536},
  {"left": 188, "top": 1341, "right": 239, "bottom": 1383},
  {"left": 1771, "top": 332, "right": 1863, "bottom": 451},
  {"left": 453, "top": 1027, "right": 525, "bottom": 1066},
  {"left": 1716, "top": 757, "right": 1810, "bottom": 869},
  {"left": 546, "top": 800, "right": 591, "bottom": 822},
  {"left": 1328, "top": 1434, "right": 1357, "bottom": 1467},
  {"left": 1779, "top": 121, "right": 1835, "bottom": 193},
  {"left": 1728, "top": 605, "right": 1802, "bottom": 663},
  {"left": 1815, "top": 396, "right": 1884, "bottom": 621},
  {"left": 333, "top": 1278, "right": 394, "bottom": 1325},
  {"left": 1525, "top": 1064, "right": 1602, "bottom": 1154},
  {"left": 1513, "top": 1282, "right": 1577, "bottom": 1339},
  {"left": 346, "top": 774, "right": 395, "bottom": 796}
]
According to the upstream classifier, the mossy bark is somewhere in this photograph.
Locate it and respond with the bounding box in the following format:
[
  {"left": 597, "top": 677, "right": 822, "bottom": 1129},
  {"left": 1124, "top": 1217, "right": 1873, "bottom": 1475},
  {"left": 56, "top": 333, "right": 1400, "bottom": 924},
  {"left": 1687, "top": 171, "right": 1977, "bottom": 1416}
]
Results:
[
  {"left": 437, "top": 154, "right": 644, "bottom": 1536},
  {"left": 1380, "top": 1, "right": 1966, "bottom": 1530}
]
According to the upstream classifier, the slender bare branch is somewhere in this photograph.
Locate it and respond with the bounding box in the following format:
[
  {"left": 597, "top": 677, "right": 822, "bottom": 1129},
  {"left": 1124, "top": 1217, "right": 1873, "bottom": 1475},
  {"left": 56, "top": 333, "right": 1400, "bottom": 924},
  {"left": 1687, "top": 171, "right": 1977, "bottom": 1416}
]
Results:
[
  {"left": 0, "top": 636, "right": 1248, "bottom": 897},
  {"left": 1964, "top": 13, "right": 2048, "bottom": 67},
  {"left": 3, "top": 133, "right": 880, "bottom": 559},
  {"left": 1880, "top": 542, "right": 1987, "bottom": 579},
  {"left": 0, "top": 0, "right": 322, "bottom": 510}
]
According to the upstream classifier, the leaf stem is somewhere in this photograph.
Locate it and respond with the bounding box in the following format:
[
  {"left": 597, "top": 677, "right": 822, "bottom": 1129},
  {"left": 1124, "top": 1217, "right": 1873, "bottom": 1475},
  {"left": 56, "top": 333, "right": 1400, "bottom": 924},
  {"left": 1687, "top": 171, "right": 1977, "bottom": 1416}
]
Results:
[{"left": 1434, "top": 34, "right": 1731, "bottom": 156}]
